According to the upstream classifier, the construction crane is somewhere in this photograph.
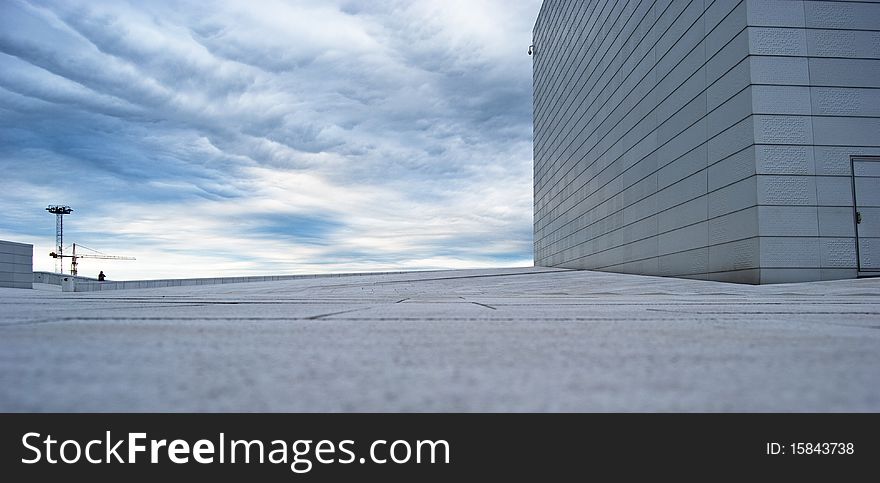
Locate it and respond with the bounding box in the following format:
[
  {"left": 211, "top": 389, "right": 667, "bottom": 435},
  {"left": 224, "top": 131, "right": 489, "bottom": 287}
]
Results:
[{"left": 49, "top": 243, "right": 135, "bottom": 276}]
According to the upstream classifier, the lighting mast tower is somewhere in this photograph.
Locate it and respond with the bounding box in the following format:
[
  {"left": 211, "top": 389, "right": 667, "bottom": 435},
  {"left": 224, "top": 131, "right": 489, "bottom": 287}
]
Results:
[{"left": 46, "top": 205, "right": 72, "bottom": 273}]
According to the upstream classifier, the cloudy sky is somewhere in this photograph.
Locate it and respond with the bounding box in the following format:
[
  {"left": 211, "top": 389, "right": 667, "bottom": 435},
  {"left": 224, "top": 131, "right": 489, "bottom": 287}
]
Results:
[{"left": 0, "top": 0, "right": 541, "bottom": 279}]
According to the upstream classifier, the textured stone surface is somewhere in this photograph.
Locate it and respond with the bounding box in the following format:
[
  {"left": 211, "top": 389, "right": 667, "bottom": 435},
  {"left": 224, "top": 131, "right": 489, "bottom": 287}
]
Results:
[
  {"left": 0, "top": 240, "right": 32, "bottom": 289},
  {"left": 533, "top": 0, "right": 880, "bottom": 283},
  {"left": 1, "top": 267, "right": 879, "bottom": 412}
]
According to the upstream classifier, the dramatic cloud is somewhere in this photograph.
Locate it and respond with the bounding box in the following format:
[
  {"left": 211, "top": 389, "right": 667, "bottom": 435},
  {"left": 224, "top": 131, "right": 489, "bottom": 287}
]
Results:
[{"left": 0, "top": 0, "right": 541, "bottom": 279}]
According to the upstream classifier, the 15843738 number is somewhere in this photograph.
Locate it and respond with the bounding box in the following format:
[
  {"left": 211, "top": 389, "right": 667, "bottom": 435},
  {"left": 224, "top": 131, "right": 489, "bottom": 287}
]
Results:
[{"left": 789, "top": 443, "right": 854, "bottom": 455}]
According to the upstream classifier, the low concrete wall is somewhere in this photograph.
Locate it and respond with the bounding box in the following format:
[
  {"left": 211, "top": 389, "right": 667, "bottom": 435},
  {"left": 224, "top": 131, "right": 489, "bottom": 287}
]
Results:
[
  {"left": 33, "top": 272, "right": 97, "bottom": 285},
  {"left": 0, "top": 240, "right": 32, "bottom": 289},
  {"left": 72, "top": 270, "right": 419, "bottom": 292}
]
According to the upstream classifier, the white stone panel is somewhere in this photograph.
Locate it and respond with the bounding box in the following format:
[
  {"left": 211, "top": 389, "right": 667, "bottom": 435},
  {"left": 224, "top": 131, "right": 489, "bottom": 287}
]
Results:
[
  {"left": 853, "top": 159, "right": 880, "bottom": 177},
  {"left": 809, "top": 58, "right": 880, "bottom": 88},
  {"left": 806, "top": 30, "right": 880, "bottom": 59},
  {"left": 757, "top": 175, "right": 817, "bottom": 206},
  {"left": 760, "top": 268, "right": 822, "bottom": 284},
  {"left": 709, "top": 116, "right": 754, "bottom": 164},
  {"left": 821, "top": 238, "right": 858, "bottom": 268},
  {"left": 760, "top": 237, "right": 820, "bottom": 268},
  {"left": 812, "top": 117, "right": 880, "bottom": 147},
  {"left": 749, "top": 56, "right": 809, "bottom": 85},
  {"left": 709, "top": 207, "right": 759, "bottom": 245},
  {"left": 658, "top": 247, "right": 709, "bottom": 276},
  {"left": 814, "top": 147, "right": 880, "bottom": 176},
  {"left": 818, "top": 207, "right": 857, "bottom": 237},
  {"left": 658, "top": 145, "right": 707, "bottom": 190},
  {"left": 751, "top": 85, "right": 811, "bottom": 115},
  {"left": 709, "top": 147, "right": 757, "bottom": 190},
  {"left": 707, "top": 29, "right": 750, "bottom": 83},
  {"left": 659, "top": 196, "right": 708, "bottom": 233},
  {"left": 758, "top": 206, "right": 819, "bottom": 237},
  {"left": 708, "top": 87, "right": 752, "bottom": 137},
  {"left": 710, "top": 237, "right": 760, "bottom": 272},
  {"left": 805, "top": 1, "right": 880, "bottom": 30},
  {"left": 749, "top": 27, "right": 807, "bottom": 56},
  {"left": 855, "top": 177, "right": 880, "bottom": 206},
  {"left": 747, "top": 0, "right": 805, "bottom": 28},
  {"left": 709, "top": 176, "right": 757, "bottom": 218},
  {"left": 856, "top": 209, "right": 880, "bottom": 239},
  {"left": 753, "top": 115, "right": 813, "bottom": 145},
  {"left": 707, "top": 3, "right": 746, "bottom": 59},
  {"left": 659, "top": 222, "right": 708, "bottom": 256},
  {"left": 858, "top": 237, "right": 880, "bottom": 269},
  {"left": 708, "top": 57, "right": 750, "bottom": 111},
  {"left": 816, "top": 176, "right": 855, "bottom": 207},
  {"left": 755, "top": 145, "right": 814, "bottom": 175}
]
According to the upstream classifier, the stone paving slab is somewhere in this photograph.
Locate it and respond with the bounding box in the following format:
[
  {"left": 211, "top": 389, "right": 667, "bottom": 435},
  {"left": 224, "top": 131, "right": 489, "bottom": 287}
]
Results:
[{"left": 1, "top": 267, "right": 878, "bottom": 412}]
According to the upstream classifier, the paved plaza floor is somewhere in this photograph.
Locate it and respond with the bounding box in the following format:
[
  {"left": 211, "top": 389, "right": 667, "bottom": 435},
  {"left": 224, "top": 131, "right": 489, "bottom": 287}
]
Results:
[{"left": 1, "top": 268, "right": 878, "bottom": 411}]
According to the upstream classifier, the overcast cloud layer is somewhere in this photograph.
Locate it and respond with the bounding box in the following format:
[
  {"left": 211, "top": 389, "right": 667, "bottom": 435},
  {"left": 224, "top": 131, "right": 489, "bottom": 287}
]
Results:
[{"left": 0, "top": 0, "right": 541, "bottom": 279}]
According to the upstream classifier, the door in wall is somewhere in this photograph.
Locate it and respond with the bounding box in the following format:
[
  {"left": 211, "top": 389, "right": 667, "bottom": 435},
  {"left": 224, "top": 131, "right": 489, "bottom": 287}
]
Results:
[{"left": 853, "top": 157, "right": 880, "bottom": 275}]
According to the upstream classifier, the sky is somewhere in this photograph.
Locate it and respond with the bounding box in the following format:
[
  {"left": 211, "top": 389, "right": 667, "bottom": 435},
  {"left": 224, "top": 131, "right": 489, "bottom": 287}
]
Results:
[{"left": 0, "top": 0, "right": 542, "bottom": 279}]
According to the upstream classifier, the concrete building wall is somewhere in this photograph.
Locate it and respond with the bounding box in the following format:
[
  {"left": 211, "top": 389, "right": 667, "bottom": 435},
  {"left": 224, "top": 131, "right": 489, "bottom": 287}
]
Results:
[
  {"left": 533, "top": 0, "right": 880, "bottom": 283},
  {"left": 745, "top": 0, "right": 880, "bottom": 282},
  {"left": 33, "top": 272, "right": 97, "bottom": 285},
  {"left": 0, "top": 240, "right": 33, "bottom": 289}
]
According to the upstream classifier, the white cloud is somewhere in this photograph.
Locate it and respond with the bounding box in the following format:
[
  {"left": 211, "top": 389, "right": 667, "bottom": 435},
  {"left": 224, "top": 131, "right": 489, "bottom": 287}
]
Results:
[{"left": 0, "top": 0, "right": 542, "bottom": 279}]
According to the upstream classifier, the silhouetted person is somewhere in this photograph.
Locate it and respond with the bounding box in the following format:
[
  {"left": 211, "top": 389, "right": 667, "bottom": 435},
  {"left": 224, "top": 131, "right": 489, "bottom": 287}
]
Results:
[{"left": 98, "top": 271, "right": 106, "bottom": 281}]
